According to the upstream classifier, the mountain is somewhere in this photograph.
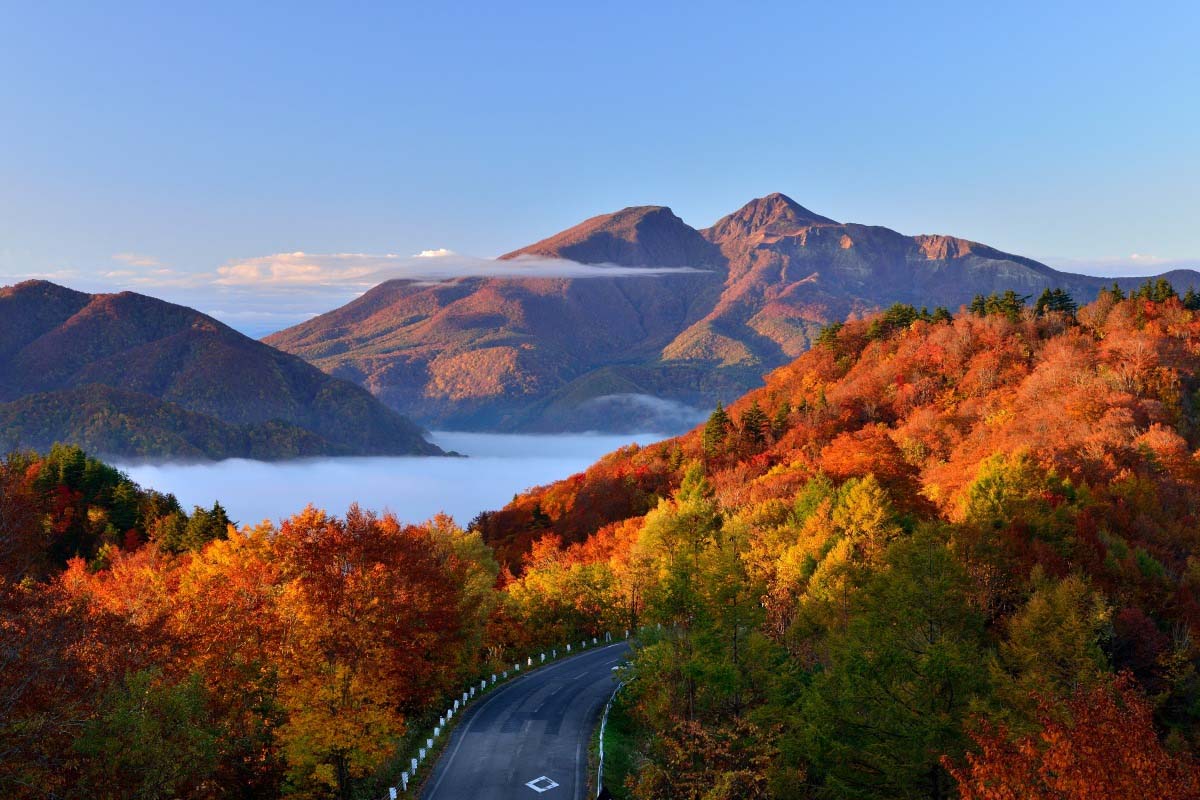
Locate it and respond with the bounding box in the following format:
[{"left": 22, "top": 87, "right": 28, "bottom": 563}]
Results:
[
  {"left": 0, "top": 280, "right": 442, "bottom": 458},
  {"left": 267, "top": 194, "right": 1199, "bottom": 432}
]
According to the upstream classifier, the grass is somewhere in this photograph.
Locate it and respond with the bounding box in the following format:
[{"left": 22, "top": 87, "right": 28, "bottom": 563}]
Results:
[{"left": 593, "top": 690, "right": 639, "bottom": 799}]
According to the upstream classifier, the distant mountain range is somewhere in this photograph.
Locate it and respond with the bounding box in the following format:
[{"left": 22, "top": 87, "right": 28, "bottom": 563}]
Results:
[
  {"left": 266, "top": 193, "right": 1200, "bottom": 433},
  {"left": 0, "top": 280, "right": 442, "bottom": 459}
]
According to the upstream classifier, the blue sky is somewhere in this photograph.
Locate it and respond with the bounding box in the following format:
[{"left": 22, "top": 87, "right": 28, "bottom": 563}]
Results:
[{"left": 1, "top": 1, "right": 1197, "bottom": 335}]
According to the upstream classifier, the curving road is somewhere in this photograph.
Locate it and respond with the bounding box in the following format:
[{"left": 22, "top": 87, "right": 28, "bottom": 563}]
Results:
[{"left": 422, "top": 642, "right": 629, "bottom": 800}]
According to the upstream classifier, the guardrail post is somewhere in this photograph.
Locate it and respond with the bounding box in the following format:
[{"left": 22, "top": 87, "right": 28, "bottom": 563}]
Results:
[
  {"left": 567, "top": 643, "right": 571, "bottom": 652},
  {"left": 411, "top": 757, "right": 418, "bottom": 773},
  {"left": 418, "top": 747, "right": 425, "bottom": 762}
]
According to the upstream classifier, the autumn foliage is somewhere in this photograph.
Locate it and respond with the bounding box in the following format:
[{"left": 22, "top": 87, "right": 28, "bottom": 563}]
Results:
[
  {"left": 11, "top": 287, "right": 1200, "bottom": 798},
  {"left": 946, "top": 674, "right": 1200, "bottom": 800},
  {"left": 487, "top": 288, "right": 1200, "bottom": 798},
  {"left": 0, "top": 448, "right": 499, "bottom": 799}
]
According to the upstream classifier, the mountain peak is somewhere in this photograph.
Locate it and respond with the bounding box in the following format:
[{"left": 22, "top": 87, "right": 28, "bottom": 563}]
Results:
[
  {"left": 705, "top": 193, "right": 838, "bottom": 242},
  {"left": 1, "top": 279, "right": 89, "bottom": 302},
  {"left": 501, "top": 204, "right": 722, "bottom": 267}
]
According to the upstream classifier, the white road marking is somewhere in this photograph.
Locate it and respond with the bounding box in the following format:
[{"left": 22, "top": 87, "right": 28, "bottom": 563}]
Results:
[{"left": 527, "top": 775, "right": 560, "bottom": 792}]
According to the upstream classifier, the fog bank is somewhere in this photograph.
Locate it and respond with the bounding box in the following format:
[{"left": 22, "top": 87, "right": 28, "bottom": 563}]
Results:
[{"left": 116, "top": 431, "right": 666, "bottom": 528}]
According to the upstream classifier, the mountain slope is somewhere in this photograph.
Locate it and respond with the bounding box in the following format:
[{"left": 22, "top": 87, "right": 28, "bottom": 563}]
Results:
[
  {"left": 0, "top": 280, "right": 442, "bottom": 458},
  {"left": 485, "top": 290, "right": 1200, "bottom": 798},
  {"left": 268, "top": 194, "right": 1199, "bottom": 432}
]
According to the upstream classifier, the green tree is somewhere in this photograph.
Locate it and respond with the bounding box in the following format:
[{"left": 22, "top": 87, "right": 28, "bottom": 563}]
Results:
[
  {"left": 75, "top": 669, "right": 220, "bottom": 800},
  {"left": 739, "top": 401, "right": 769, "bottom": 452},
  {"left": 703, "top": 403, "right": 732, "bottom": 458},
  {"left": 797, "top": 528, "right": 989, "bottom": 800},
  {"left": 991, "top": 573, "right": 1111, "bottom": 725},
  {"left": 1034, "top": 288, "right": 1077, "bottom": 317},
  {"left": 1134, "top": 278, "right": 1177, "bottom": 302},
  {"left": 771, "top": 401, "right": 792, "bottom": 440}
]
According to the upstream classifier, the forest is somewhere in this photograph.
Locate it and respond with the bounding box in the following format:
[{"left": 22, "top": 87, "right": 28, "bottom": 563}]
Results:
[{"left": 6, "top": 283, "right": 1200, "bottom": 799}]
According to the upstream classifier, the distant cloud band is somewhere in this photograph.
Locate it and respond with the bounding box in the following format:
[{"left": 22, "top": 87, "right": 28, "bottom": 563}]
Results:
[{"left": 213, "top": 250, "right": 709, "bottom": 288}]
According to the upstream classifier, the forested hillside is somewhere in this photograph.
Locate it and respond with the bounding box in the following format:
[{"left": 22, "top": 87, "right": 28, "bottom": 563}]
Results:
[
  {"left": 10, "top": 283, "right": 1200, "bottom": 799},
  {"left": 485, "top": 282, "right": 1200, "bottom": 798}
]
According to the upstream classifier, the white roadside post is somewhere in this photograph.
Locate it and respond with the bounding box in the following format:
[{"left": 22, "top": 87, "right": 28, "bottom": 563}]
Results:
[
  {"left": 401, "top": 773, "right": 408, "bottom": 791},
  {"left": 411, "top": 757, "right": 418, "bottom": 773},
  {"left": 418, "top": 747, "right": 426, "bottom": 762},
  {"left": 567, "top": 643, "right": 571, "bottom": 652},
  {"left": 433, "top": 726, "right": 440, "bottom": 738},
  {"left": 426, "top": 738, "right": 433, "bottom": 750},
  {"left": 391, "top": 786, "right": 398, "bottom": 799}
]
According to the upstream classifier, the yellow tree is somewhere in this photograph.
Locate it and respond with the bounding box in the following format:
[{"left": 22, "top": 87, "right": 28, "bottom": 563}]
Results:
[{"left": 272, "top": 506, "right": 465, "bottom": 800}]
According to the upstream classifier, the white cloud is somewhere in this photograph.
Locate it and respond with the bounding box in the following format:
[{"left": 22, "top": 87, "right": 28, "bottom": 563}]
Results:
[
  {"left": 112, "top": 251, "right": 163, "bottom": 268},
  {"left": 4, "top": 248, "right": 709, "bottom": 338},
  {"left": 212, "top": 251, "right": 709, "bottom": 288}
]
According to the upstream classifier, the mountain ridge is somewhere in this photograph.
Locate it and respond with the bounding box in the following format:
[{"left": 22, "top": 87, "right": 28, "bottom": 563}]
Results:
[
  {"left": 267, "top": 194, "right": 1200, "bottom": 432},
  {"left": 0, "top": 280, "right": 442, "bottom": 459}
]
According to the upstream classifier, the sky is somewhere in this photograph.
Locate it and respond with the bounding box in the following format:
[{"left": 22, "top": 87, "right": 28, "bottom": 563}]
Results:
[{"left": 1, "top": 1, "right": 1197, "bottom": 336}]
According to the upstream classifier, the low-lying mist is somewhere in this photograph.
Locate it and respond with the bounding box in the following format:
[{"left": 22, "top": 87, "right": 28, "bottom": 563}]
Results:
[{"left": 115, "top": 431, "right": 667, "bottom": 528}]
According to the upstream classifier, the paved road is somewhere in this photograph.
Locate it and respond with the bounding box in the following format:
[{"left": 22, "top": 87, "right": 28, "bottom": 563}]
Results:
[{"left": 422, "top": 642, "right": 629, "bottom": 800}]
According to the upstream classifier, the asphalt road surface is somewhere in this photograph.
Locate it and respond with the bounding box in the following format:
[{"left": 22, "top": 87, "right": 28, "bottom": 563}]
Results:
[{"left": 422, "top": 641, "right": 629, "bottom": 800}]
